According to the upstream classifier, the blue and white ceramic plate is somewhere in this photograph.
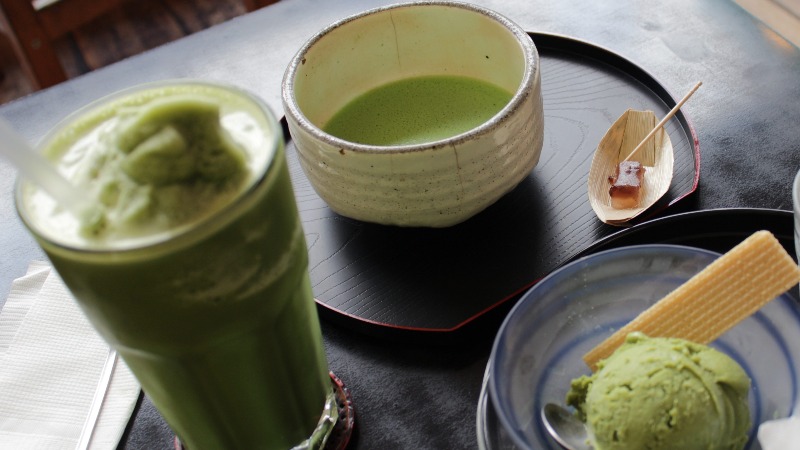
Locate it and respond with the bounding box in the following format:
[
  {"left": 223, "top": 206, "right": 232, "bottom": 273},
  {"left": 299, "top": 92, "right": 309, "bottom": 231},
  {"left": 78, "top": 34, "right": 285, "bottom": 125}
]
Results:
[{"left": 480, "top": 245, "right": 800, "bottom": 450}]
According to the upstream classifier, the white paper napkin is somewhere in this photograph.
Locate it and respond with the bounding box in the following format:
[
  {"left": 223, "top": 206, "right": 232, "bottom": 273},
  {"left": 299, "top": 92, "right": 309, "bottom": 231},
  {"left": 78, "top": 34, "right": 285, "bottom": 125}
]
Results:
[
  {"left": 0, "top": 261, "right": 140, "bottom": 449},
  {"left": 758, "top": 416, "right": 800, "bottom": 450}
]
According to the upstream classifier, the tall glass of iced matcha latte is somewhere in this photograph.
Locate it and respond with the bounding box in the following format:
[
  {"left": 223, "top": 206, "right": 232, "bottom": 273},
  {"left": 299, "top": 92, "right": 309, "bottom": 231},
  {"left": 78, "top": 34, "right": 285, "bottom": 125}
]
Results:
[{"left": 16, "top": 81, "right": 338, "bottom": 449}]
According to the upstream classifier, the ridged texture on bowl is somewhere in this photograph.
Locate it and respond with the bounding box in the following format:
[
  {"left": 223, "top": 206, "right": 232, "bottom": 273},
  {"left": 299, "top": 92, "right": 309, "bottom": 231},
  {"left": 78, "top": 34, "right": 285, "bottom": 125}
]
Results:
[{"left": 285, "top": 78, "right": 543, "bottom": 227}]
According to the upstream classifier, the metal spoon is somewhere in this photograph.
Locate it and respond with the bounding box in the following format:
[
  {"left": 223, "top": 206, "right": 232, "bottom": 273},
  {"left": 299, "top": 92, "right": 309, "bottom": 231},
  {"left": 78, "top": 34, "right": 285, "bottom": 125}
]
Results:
[{"left": 541, "top": 403, "right": 592, "bottom": 450}]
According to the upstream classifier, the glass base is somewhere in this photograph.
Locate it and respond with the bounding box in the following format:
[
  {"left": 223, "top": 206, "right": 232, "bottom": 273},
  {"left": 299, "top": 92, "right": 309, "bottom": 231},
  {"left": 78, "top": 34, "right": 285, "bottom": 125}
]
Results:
[
  {"left": 323, "top": 371, "right": 356, "bottom": 450},
  {"left": 174, "top": 372, "right": 355, "bottom": 450}
]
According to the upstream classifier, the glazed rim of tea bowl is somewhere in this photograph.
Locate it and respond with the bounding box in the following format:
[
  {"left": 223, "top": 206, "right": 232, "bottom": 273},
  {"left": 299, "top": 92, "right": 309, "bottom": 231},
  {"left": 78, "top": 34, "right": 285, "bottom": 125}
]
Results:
[{"left": 282, "top": 0, "right": 544, "bottom": 228}]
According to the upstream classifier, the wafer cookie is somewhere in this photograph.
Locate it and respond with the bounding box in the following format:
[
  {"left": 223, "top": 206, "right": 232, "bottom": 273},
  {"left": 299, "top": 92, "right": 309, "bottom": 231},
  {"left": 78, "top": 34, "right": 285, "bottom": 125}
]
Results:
[{"left": 583, "top": 230, "right": 800, "bottom": 371}]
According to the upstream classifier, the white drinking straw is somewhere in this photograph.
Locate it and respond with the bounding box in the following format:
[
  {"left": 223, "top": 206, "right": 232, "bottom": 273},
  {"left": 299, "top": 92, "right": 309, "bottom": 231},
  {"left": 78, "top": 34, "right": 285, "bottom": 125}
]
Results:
[{"left": 0, "top": 118, "right": 102, "bottom": 223}]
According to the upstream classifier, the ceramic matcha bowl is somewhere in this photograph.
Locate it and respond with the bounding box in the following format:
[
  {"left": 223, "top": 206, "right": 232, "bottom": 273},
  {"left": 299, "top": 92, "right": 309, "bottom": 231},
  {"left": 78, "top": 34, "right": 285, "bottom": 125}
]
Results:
[{"left": 282, "top": 1, "right": 543, "bottom": 227}]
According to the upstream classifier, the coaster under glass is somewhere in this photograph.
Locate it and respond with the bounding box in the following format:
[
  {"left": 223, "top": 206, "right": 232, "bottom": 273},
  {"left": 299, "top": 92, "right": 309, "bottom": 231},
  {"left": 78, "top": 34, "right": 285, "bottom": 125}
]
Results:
[{"left": 174, "top": 372, "right": 355, "bottom": 450}]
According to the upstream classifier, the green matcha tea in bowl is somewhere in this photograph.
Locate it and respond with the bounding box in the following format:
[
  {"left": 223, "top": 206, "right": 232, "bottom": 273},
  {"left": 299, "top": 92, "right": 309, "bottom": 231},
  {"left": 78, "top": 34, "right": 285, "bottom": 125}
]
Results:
[
  {"left": 282, "top": 1, "right": 544, "bottom": 227},
  {"left": 15, "top": 80, "right": 352, "bottom": 449}
]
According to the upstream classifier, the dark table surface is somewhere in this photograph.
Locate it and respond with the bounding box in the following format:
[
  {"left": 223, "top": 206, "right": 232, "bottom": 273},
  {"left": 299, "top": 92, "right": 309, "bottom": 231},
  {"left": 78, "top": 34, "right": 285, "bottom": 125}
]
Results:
[{"left": 1, "top": 0, "right": 799, "bottom": 448}]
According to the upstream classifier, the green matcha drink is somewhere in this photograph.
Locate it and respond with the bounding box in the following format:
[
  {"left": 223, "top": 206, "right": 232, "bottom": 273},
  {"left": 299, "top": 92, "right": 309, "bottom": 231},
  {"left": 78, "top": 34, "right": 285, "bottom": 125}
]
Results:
[
  {"left": 16, "top": 81, "right": 336, "bottom": 449},
  {"left": 323, "top": 75, "right": 512, "bottom": 146}
]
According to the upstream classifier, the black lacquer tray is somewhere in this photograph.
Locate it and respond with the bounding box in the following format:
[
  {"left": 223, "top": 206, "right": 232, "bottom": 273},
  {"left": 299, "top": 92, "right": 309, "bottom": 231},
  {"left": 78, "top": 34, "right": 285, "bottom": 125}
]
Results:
[
  {"left": 283, "top": 32, "right": 701, "bottom": 339},
  {"left": 576, "top": 208, "right": 796, "bottom": 262}
]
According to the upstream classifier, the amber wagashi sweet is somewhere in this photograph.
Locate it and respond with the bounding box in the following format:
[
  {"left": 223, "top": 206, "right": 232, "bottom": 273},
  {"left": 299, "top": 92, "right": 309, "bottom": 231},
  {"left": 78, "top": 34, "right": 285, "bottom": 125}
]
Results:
[{"left": 608, "top": 160, "right": 643, "bottom": 209}]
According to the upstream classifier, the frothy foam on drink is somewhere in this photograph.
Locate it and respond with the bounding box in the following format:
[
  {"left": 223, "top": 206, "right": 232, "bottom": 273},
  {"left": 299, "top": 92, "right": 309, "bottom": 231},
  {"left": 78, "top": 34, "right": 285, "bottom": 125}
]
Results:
[{"left": 20, "top": 85, "right": 275, "bottom": 249}]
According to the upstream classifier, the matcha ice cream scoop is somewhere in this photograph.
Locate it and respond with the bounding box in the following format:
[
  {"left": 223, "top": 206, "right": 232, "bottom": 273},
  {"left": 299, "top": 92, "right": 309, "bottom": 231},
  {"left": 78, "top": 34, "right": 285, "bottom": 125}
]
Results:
[{"left": 567, "top": 332, "right": 751, "bottom": 450}]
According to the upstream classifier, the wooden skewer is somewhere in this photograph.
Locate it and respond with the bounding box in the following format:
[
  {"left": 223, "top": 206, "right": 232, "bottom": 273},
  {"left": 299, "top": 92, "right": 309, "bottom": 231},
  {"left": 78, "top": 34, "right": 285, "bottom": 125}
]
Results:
[{"left": 623, "top": 81, "right": 702, "bottom": 162}]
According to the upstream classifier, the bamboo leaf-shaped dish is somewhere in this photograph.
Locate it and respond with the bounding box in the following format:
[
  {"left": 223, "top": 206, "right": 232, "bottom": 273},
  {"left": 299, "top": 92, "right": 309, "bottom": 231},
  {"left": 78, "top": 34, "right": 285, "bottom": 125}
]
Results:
[
  {"left": 588, "top": 109, "right": 674, "bottom": 225},
  {"left": 589, "top": 82, "right": 701, "bottom": 225}
]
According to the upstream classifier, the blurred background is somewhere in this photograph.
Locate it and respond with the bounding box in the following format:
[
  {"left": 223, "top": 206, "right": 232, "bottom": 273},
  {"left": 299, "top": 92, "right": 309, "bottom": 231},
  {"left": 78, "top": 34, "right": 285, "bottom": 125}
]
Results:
[
  {"left": 0, "top": 0, "right": 797, "bottom": 106},
  {"left": 0, "top": 0, "right": 272, "bottom": 105}
]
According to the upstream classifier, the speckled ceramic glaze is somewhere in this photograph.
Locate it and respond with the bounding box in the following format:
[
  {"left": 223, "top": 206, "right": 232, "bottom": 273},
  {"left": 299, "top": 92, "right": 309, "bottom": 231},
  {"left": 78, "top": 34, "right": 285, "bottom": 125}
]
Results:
[{"left": 282, "top": 1, "right": 543, "bottom": 227}]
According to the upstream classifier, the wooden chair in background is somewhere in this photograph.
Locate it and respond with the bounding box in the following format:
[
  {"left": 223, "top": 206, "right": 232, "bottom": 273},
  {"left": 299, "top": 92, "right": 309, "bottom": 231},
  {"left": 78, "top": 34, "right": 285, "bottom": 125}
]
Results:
[{"left": 0, "top": 0, "right": 277, "bottom": 90}]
